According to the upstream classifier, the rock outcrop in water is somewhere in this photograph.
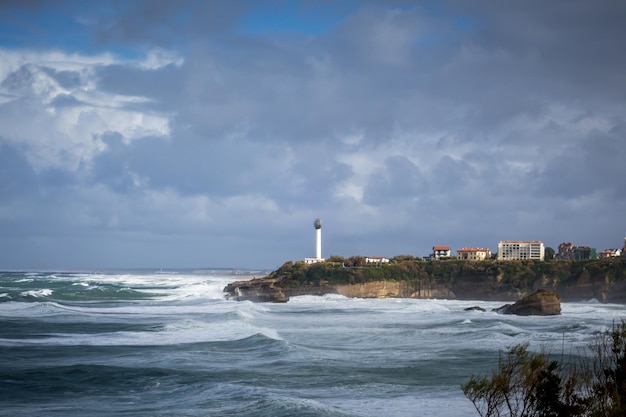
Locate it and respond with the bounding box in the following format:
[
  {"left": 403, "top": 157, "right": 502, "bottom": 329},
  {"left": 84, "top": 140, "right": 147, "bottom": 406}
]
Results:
[
  {"left": 493, "top": 289, "right": 561, "bottom": 316},
  {"left": 464, "top": 306, "right": 487, "bottom": 312},
  {"left": 225, "top": 277, "right": 288, "bottom": 303}
]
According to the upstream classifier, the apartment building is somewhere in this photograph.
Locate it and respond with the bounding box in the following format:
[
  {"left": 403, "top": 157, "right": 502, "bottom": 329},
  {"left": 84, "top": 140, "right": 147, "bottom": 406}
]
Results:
[{"left": 497, "top": 241, "right": 545, "bottom": 261}]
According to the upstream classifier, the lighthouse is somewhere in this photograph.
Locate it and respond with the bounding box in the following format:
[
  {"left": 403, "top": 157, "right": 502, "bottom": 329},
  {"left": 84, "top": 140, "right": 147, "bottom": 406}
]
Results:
[
  {"left": 314, "top": 218, "right": 322, "bottom": 260},
  {"left": 305, "top": 218, "right": 325, "bottom": 264}
]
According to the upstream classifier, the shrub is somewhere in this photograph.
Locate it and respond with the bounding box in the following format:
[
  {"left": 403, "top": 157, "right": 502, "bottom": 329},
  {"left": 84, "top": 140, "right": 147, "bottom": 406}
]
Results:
[{"left": 462, "top": 320, "right": 626, "bottom": 417}]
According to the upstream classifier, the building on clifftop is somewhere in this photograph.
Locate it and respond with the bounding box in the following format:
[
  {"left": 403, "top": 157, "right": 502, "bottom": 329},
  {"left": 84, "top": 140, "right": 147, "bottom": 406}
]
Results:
[
  {"left": 432, "top": 246, "right": 451, "bottom": 260},
  {"left": 456, "top": 247, "right": 492, "bottom": 261},
  {"left": 365, "top": 256, "right": 390, "bottom": 264},
  {"left": 497, "top": 241, "right": 545, "bottom": 261},
  {"left": 598, "top": 249, "right": 622, "bottom": 259},
  {"left": 556, "top": 242, "right": 596, "bottom": 260}
]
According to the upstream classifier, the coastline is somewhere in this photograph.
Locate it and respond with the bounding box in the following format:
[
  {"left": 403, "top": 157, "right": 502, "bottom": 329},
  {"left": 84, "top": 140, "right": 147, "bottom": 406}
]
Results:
[{"left": 224, "top": 258, "right": 626, "bottom": 303}]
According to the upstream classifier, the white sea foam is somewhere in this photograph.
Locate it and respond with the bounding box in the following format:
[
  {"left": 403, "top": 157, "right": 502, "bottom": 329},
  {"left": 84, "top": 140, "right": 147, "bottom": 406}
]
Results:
[
  {"left": 154, "top": 281, "right": 229, "bottom": 302},
  {"left": 21, "top": 288, "right": 53, "bottom": 298},
  {"left": 236, "top": 309, "right": 255, "bottom": 320}
]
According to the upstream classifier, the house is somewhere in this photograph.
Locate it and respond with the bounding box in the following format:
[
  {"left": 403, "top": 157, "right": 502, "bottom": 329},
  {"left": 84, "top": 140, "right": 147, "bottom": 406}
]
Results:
[
  {"left": 598, "top": 249, "right": 622, "bottom": 259},
  {"left": 432, "top": 246, "right": 451, "bottom": 260},
  {"left": 365, "top": 256, "right": 390, "bottom": 264},
  {"left": 457, "top": 247, "right": 492, "bottom": 261},
  {"left": 599, "top": 238, "right": 626, "bottom": 259},
  {"left": 556, "top": 242, "right": 595, "bottom": 260},
  {"left": 497, "top": 241, "right": 545, "bottom": 261}
]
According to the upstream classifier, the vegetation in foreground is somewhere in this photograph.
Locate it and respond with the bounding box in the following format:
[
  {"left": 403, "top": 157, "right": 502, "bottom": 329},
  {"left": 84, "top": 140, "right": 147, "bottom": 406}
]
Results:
[{"left": 462, "top": 320, "right": 626, "bottom": 417}]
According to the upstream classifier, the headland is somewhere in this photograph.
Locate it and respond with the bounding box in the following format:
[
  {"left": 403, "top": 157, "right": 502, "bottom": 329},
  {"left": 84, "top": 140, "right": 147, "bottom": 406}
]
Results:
[{"left": 224, "top": 257, "right": 626, "bottom": 303}]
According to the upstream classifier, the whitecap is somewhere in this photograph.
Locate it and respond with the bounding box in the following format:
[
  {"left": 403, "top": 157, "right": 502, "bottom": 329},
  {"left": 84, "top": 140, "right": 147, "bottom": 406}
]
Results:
[
  {"left": 19, "top": 317, "right": 286, "bottom": 347},
  {"left": 290, "top": 294, "right": 349, "bottom": 304},
  {"left": 257, "top": 326, "right": 283, "bottom": 341},
  {"left": 21, "top": 289, "right": 53, "bottom": 298},
  {"left": 236, "top": 309, "right": 255, "bottom": 320}
]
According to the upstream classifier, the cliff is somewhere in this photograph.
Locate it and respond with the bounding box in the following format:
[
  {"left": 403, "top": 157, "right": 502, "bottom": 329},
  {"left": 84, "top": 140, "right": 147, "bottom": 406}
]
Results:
[{"left": 224, "top": 258, "right": 626, "bottom": 303}]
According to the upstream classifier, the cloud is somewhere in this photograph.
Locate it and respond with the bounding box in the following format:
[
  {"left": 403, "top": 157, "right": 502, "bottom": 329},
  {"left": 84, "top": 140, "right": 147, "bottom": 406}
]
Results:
[
  {"left": 0, "top": 48, "right": 174, "bottom": 171},
  {"left": 1, "top": 1, "right": 625, "bottom": 269}
]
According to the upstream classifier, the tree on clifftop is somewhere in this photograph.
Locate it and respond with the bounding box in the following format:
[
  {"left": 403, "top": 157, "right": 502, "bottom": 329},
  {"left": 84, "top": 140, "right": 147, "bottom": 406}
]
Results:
[
  {"left": 326, "top": 255, "right": 346, "bottom": 264},
  {"left": 347, "top": 256, "right": 366, "bottom": 268}
]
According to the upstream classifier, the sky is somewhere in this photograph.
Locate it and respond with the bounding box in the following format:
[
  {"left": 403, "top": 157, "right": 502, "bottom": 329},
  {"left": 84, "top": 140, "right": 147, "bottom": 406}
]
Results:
[{"left": 1, "top": 0, "right": 625, "bottom": 270}]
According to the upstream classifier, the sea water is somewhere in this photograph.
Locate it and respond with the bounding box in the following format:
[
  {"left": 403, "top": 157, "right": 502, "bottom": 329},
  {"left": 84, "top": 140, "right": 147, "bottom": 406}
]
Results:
[{"left": 1, "top": 270, "right": 625, "bottom": 417}]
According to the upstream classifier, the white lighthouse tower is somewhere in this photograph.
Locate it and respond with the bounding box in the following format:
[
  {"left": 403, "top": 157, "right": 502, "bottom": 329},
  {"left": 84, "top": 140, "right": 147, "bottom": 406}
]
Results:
[
  {"left": 314, "top": 218, "right": 322, "bottom": 260},
  {"left": 305, "top": 218, "right": 325, "bottom": 264}
]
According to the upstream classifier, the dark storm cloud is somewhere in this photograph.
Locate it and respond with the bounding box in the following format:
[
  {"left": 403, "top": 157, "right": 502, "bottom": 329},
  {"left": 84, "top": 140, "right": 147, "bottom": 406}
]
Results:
[
  {"left": 1, "top": 64, "right": 36, "bottom": 93},
  {"left": 456, "top": 0, "right": 626, "bottom": 88},
  {"left": 430, "top": 155, "right": 476, "bottom": 191},
  {"left": 49, "top": 93, "right": 81, "bottom": 107},
  {"left": 424, "top": 0, "right": 626, "bottom": 130},
  {"left": 95, "top": 62, "right": 183, "bottom": 111},
  {"left": 40, "top": 67, "right": 83, "bottom": 89},
  {"left": 88, "top": 132, "right": 140, "bottom": 193},
  {"left": 89, "top": 0, "right": 246, "bottom": 47},
  {"left": 363, "top": 156, "right": 425, "bottom": 205},
  {"left": 0, "top": 141, "right": 38, "bottom": 198},
  {"left": 534, "top": 121, "right": 626, "bottom": 200}
]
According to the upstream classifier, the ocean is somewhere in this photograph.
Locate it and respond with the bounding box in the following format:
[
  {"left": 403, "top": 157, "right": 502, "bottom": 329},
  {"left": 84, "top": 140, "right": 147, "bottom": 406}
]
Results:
[{"left": 1, "top": 270, "right": 625, "bottom": 417}]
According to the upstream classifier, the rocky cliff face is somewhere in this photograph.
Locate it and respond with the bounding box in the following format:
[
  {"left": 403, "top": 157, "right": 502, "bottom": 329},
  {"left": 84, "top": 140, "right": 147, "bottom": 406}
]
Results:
[
  {"left": 282, "top": 276, "right": 512, "bottom": 301},
  {"left": 226, "top": 278, "right": 528, "bottom": 303},
  {"left": 532, "top": 272, "right": 626, "bottom": 303}
]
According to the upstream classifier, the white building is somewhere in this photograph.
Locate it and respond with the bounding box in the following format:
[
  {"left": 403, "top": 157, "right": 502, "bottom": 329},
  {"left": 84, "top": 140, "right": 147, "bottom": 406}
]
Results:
[
  {"left": 366, "top": 256, "right": 390, "bottom": 264},
  {"left": 497, "top": 241, "right": 545, "bottom": 261}
]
